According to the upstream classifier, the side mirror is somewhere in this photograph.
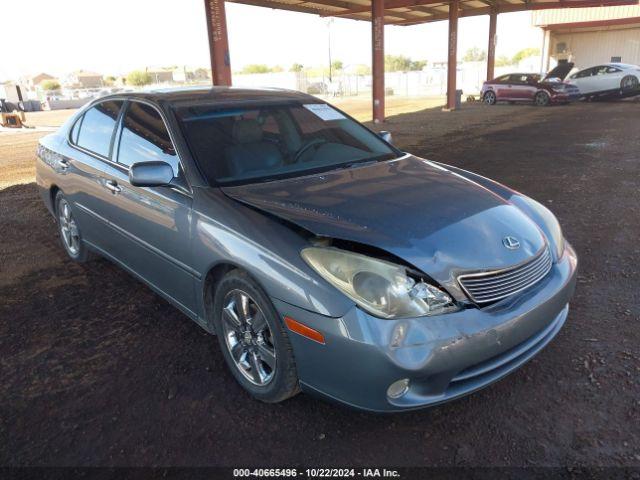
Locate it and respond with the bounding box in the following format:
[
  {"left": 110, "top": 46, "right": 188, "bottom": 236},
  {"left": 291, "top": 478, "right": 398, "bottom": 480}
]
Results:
[
  {"left": 379, "top": 130, "right": 392, "bottom": 144},
  {"left": 129, "top": 161, "right": 174, "bottom": 187}
]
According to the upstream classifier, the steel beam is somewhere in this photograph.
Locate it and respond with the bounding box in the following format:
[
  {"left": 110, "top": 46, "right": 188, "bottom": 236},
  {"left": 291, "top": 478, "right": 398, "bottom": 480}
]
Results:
[
  {"left": 372, "top": 0, "right": 385, "bottom": 123},
  {"left": 445, "top": 0, "right": 458, "bottom": 110},
  {"left": 486, "top": 7, "right": 497, "bottom": 81},
  {"left": 204, "top": 0, "right": 232, "bottom": 86}
]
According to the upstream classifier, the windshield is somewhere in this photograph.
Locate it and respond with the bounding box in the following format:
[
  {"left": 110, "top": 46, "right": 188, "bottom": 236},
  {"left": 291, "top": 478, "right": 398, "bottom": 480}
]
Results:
[{"left": 176, "top": 102, "right": 399, "bottom": 185}]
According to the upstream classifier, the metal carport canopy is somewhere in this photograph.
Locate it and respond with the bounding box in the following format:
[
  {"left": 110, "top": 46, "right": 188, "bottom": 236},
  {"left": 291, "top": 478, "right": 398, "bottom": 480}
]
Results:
[{"left": 203, "top": 0, "right": 638, "bottom": 121}]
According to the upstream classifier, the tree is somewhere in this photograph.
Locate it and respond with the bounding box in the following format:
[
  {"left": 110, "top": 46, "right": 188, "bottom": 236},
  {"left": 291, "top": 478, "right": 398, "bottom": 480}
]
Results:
[
  {"left": 290, "top": 63, "right": 304, "bottom": 72},
  {"left": 41, "top": 80, "right": 61, "bottom": 91},
  {"left": 355, "top": 64, "right": 371, "bottom": 75},
  {"left": 385, "top": 54, "right": 412, "bottom": 72},
  {"left": 409, "top": 60, "right": 427, "bottom": 71},
  {"left": 271, "top": 65, "right": 284, "bottom": 73},
  {"left": 103, "top": 76, "right": 116, "bottom": 86},
  {"left": 384, "top": 55, "right": 426, "bottom": 72},
  {"left": 512, "top": 48, "right": 541, "bottom": 65},
  {"left": 241, "top": 64, "right": 271, "bottom": 74},
  {"left": 462, "top": 47, "right": 487, "bottom": 62},
  {"left": 331, "top": 60, "right": 344, "bottom": 72},
  {"left": 126, "top": 70, "right": 152, "bottom": 86},
  {"left": 495, "top": 55, "right": 513, "bottom": 67}
]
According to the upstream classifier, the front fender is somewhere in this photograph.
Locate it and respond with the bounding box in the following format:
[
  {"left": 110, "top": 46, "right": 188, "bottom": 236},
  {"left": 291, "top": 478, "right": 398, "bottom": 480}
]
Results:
[{"left": 191, "top": 187, "right": 354, "bottom": 323}]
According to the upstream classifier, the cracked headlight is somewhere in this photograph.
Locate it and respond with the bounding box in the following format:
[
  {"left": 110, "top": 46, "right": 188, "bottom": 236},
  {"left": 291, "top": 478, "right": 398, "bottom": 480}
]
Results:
[{"left": 302, "top": 247, "right": 459, "bottom": 319}]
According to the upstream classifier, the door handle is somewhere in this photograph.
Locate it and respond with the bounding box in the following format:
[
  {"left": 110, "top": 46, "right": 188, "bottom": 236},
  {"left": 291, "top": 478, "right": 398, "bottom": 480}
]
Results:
[
  {"left": 104, "top": 180, "right": 122, "bottom": 194},
  {"left": 58, "top": 158, "right": 70, "bottom": 170}
]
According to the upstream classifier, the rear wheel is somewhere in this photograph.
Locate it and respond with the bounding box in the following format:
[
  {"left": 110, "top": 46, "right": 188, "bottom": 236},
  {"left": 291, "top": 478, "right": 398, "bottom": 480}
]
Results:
[
  {"left": 620, "top": 75, "right": 639, "bottom": 93},
  {"left": 483, "top": 91, "right": 497, "bottom": 105},
  {"left": 55, "top": 191, "right": 94, "bottom": 263},
  {"left": 212, "top": 269, "right": 300, "bottom": 403},
  {"left": 534, "top": 91, "right": 550, "bottom": 107}
]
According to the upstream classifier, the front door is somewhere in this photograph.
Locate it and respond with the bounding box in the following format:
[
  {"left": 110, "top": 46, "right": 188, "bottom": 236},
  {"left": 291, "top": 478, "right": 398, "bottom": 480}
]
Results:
[{"left": 90, "top": 101, "right": 197, "bottom": 316}]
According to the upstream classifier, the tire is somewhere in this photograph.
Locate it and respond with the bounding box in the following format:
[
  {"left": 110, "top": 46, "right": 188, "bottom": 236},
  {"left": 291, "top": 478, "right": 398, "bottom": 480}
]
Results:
[
  {"left": 534, "top": 91, "right": 550, "bottom": 107},
  {"left": 620, "top": 75, "right": 639, "bottom": 93},
  {"left": 483, "top": 91, "right": 497, "bottom": 105},
  {"left": 55, "top": 191, "right": 94, "bottom": 263},
  {"left": 212, "top": 269, "right": 300, "bottom": 403}
]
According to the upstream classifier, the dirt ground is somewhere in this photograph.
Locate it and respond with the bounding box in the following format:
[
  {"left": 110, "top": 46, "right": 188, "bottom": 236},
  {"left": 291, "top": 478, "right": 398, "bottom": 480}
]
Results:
[{"left": 1, "top": 99, "right": 639, "bottom": 468}]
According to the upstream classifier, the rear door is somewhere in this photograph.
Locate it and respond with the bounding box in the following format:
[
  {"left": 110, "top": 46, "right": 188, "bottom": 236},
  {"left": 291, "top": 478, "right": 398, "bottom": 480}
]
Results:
[
  {"left": 65, "top": 100, "right": 125, "bottom": 254},
  {"left": 601, "top": 65, "right": 624, "bottom": 91},
  {"left": 99, "top": 100, "right": 197, "bottom": 315}
]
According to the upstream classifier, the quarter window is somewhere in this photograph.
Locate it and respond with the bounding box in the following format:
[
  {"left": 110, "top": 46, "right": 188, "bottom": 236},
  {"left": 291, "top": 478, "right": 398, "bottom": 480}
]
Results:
[
  {"left": 75, "top": 101, "right": 123, "bottom": 158},
  {"left": 117, "top": 102, "right": 179, "bottom": 175}
]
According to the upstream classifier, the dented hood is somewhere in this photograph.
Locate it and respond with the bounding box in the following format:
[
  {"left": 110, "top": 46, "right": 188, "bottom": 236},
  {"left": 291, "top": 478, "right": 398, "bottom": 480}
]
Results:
[{"left": 221, "top": 156, "right": 546, "bottom": 284}]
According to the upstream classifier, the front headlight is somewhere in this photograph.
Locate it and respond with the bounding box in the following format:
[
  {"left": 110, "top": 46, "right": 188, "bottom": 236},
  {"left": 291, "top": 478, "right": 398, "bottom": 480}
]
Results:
[{"left": 301, "top": 247, "right": 458, "bottom": 319}]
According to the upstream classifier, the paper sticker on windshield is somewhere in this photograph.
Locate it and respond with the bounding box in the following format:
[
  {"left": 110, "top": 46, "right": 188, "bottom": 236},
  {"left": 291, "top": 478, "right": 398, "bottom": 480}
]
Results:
[{"left": 303, "top": 104, "right": 345, "bottom": 121}]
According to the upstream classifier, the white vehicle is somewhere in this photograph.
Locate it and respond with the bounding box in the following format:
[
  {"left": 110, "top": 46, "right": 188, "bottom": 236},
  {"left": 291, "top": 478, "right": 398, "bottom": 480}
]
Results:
[{"left": 566, "top": 63, "right": 640, "bottom": 98}]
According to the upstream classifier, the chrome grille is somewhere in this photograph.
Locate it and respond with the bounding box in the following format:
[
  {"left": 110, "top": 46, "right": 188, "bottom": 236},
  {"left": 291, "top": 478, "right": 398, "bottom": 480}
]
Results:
[{"left": 458, "top": 247, "right": 553, "bottom": 304}]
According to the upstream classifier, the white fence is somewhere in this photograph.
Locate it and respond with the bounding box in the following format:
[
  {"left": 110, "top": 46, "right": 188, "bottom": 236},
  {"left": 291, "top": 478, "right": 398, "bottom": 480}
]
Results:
[{"left": 232, "top": 63, "right": 517, "bottom": 98}]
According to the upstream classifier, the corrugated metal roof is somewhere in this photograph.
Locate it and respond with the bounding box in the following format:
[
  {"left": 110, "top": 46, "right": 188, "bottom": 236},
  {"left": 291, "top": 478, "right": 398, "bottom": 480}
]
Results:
[
  {"left": 228, "top": 0, "right": 639, "bottom": 25},
  {"left": 532, "top": 4, "right": 640, "bottom": 26}
]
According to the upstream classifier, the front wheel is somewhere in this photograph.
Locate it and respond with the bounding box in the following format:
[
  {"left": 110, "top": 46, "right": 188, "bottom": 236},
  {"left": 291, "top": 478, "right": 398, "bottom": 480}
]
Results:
[
  {"left": 534, "top": 91, "right": 550, "bottom": 107},
  {"left": 212, "top": 269, "right": 300, "bottom": 403},
  {"left": 55, "top": 191, "right": 94, "bottom": 263},
  {"left": 483, "top": 91, "right": 497, "bottom": 105}
]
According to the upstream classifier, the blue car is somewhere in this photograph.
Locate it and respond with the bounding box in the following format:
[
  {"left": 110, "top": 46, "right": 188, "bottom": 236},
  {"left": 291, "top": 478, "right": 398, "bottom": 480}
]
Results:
[{"left": 36, "top": 88, "right": 577, "bottom": 412}]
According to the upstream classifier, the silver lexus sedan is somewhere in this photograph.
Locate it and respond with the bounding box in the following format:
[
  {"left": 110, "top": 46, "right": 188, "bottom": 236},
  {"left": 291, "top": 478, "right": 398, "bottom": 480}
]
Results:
[{"left": 36, "top": 88, "right": 577, "bottom": 412}]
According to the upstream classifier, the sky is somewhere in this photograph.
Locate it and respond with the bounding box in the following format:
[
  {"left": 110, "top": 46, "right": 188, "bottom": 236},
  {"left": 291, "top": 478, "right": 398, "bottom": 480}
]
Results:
[{"left": 1, "top": 0, "right": 542, "bottom": 82}]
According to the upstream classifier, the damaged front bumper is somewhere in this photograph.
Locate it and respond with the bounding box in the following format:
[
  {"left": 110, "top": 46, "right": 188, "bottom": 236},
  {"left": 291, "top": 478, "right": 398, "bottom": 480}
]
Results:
[{"left": 273, "top": 243, "right": 578, "bottom": 412}]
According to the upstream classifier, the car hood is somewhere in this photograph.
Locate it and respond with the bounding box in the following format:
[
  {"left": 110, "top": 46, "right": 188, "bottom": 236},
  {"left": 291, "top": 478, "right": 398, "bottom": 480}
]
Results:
[
  {"left": 221, "top": 156, "right": 546, "bottom": 285},
  {"left": 542, "top": 62, "right": 575, "bottom": 82}
]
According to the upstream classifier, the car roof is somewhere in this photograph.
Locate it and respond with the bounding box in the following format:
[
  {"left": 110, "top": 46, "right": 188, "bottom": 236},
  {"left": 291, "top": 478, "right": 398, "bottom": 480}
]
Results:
[
  {"left": 609, "top": 62, "right": 637, "bottom": 69},
  {"left": 96, "top": 86, "right": 316, "bottom": 106}
]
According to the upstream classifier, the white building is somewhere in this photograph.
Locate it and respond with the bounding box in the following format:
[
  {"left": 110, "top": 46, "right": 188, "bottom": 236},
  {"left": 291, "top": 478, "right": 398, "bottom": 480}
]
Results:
[{"left": 534, "top": 5, "right": 640, "bottom": 71}]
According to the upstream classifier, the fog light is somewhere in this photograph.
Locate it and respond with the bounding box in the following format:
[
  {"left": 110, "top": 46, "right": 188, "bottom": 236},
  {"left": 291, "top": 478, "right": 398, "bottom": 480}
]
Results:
[{"left": 387, "top": 378, "right": 410, "bottom": 399}]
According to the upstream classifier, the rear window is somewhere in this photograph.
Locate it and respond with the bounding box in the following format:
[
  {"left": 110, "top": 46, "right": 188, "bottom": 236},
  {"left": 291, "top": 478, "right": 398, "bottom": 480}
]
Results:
[{"left": 74, "top": 101, "right": 123, "bottom": 158}]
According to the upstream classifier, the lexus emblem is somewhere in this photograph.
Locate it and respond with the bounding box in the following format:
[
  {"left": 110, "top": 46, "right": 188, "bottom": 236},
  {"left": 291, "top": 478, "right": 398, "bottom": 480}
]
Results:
[{"left": 502, "top": 236, "right": 520, "bottom": 250}]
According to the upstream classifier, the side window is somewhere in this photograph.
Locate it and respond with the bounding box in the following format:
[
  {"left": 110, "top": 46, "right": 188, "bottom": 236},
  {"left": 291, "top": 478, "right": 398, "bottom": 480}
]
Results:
[
  {"left": 575, "top": 68, "right": 593, "bottom": 79},
  {"left": 70, "top": 116, "right": 82, "bottom": 144},
  {"left": 117, "top": 102, "right": 179, "bottom": 175},
  {"left": 495, "top": 75, "right": 511, "bottom": 83},
  {"left": 606, "top": 66, "right": 621, "bottom": 74},
  {"left": 75, "top": 101, "right": 123, "bottom": 157}
]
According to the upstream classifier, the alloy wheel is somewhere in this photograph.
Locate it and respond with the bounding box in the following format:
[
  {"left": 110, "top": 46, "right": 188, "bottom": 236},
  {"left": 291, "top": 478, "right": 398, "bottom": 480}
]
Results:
[
  {"left": 221, "top": 289, "right": 276, "bottom": 386},
  {"left": 621, "top": 76, "right": 639, "bottom": 91},
  {"left": 58, "top": 199, "right": 80, "bottom": 256},
  {"left": 484, "top": 92, "right": 496, "bottom": 105},
  {"left": 535, "top": 92, "right": 549, "bottom": 106}
]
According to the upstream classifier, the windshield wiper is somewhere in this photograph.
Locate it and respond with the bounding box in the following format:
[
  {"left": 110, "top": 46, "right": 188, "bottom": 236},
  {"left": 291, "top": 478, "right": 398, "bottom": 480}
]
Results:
[{"left": 334, "top": 153, "right": 397, "bottom": 170}]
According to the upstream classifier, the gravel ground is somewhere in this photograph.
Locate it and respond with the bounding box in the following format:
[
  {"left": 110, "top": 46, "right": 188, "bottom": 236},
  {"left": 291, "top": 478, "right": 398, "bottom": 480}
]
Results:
[{"left": 1, "top": 100, "right": 639, "bottom": 468}]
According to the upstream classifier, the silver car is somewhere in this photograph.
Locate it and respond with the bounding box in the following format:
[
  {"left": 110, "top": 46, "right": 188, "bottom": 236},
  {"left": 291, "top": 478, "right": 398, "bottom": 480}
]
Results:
[{"left": 36, "top": 88, "right": 577, "bottom": 412}]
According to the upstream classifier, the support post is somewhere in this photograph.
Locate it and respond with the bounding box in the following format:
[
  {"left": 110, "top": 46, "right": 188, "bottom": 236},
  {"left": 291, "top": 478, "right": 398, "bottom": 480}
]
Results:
[
  {"left": 487, "top": 8, "right": 497, "bottom": 81},
  {"left": 445, "top": 0, "right": 459, "bottom": 110},
  {"left": 372, "top": 0, "right": 385, "bottom": 123},
  {"left": 204, "top": 0, "right": 232, "bottom": 86},
  {"left": 541, "top": 29, "right": 552, "bottom": 74}
]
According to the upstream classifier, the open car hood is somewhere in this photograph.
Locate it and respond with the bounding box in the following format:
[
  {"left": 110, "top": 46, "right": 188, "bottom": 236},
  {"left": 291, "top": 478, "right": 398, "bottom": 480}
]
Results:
[
  {"left": 221, "top": 156, "right": 547, "bottom": 285},
  {"left": 542, "top": 62, "right": 575, "bottom": 82}
]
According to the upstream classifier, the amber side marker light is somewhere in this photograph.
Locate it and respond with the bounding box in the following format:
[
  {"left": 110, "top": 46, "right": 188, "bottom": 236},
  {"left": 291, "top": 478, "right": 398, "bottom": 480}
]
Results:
[{"left": 284, "top": 316, "right": 325, "bottom": 345}]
